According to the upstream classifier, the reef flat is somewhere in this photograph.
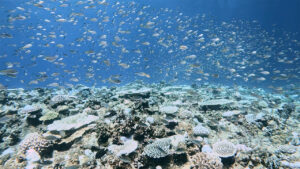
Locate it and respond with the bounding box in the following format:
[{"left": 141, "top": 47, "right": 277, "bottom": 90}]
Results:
[{"left": 0, "top": 82, "right": 299, "bottom": 169}]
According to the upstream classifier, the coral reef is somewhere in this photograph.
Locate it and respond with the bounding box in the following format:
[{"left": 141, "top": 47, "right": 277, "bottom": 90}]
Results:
[{"left": 0, "top": 82, "right": 298, "bottom": 168}]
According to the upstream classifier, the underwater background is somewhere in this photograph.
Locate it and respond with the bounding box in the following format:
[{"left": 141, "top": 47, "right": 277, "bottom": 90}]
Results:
[{"left": 0, "top": 0, "right": 299, "bottom": 169}]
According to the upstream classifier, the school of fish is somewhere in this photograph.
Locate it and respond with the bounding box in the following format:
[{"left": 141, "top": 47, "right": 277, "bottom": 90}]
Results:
[{"left": 0, "top": 0, "right": 299, "bottom": 91}]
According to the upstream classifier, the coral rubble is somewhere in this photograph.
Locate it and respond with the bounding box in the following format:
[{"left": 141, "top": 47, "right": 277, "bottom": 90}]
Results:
[{"left": 0, "top": 82, "right": 299, "bottom": 168}]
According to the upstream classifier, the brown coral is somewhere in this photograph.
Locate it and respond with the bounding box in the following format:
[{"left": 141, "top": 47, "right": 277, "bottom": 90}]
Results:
[
  {"left": 189, "top": 152, "right": 223, "bottom": 169},
  {"left": 19, "top": 132, "right": 52, "bottom": 156}
]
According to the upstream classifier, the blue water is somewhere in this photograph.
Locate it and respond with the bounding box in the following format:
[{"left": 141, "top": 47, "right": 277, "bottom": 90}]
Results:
[
  {"left": 0, "top": 0, "right": 299, "bottom": 90},
  {"left": 146, "top": 0, "right": 300, "bottom": 33}
]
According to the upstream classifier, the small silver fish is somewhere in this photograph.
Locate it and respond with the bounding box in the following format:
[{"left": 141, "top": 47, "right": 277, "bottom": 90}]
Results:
[{"left": 0, "top": 69, "right": 18, "bottom": 78}]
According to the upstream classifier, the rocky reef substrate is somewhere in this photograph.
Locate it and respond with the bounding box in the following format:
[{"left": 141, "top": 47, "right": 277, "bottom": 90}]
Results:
[{"left": 0, "top": 82, "right": 299, "bottom": 169}]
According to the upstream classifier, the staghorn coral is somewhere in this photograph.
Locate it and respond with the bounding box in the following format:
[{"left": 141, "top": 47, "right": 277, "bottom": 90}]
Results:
[
  {"left": 112, "top": 115, "right": 140, "bottom": 138},
  {"left": 102, "top": 154, "right": 132, "bottom": 169},
  {"left": 114, "top": 116, "right": 154, "bottom": 141},
  {"left": 189, "top": 152, "right": 223, "bottom": 169},
  {"left": 97, "top": 123, "right": 111, "bottom": 145},
  {"left": 212, "top": 140, "right": 237, "bottom": 158}
]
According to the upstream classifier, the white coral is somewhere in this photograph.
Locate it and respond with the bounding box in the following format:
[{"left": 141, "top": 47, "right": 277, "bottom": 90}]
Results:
[
  {"left": 108, "top": 137, "right": 138, "bottom": 157},
  {"left": 159, "top": 105, "right": 179, "bottom": 114},
  {"left": 47, "top": 113, "right": 98, "bottom": 131},
  {"left": 193, "top": 124, "right": 210, "bottom": 137},
  {"left": 212, "top": 140, "right": 237, "bottom": 158},
  {"left": 19, "top": 105, "right": 41, "bottom": 115}
]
